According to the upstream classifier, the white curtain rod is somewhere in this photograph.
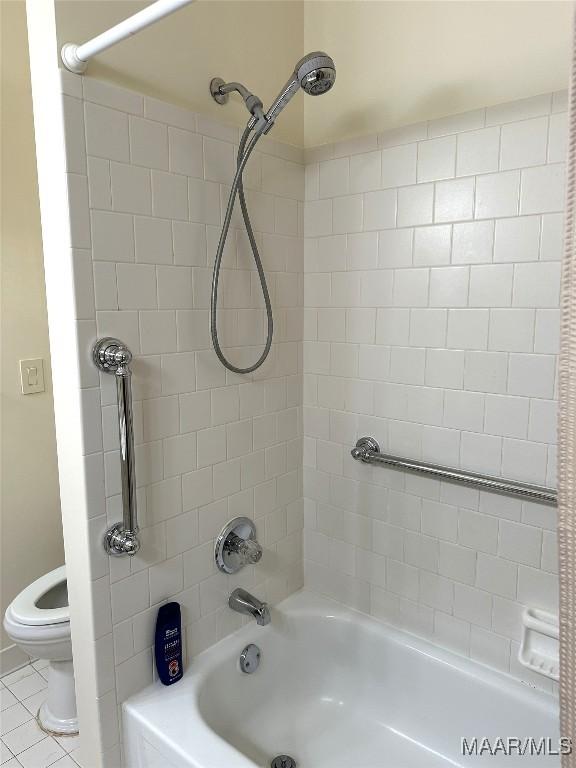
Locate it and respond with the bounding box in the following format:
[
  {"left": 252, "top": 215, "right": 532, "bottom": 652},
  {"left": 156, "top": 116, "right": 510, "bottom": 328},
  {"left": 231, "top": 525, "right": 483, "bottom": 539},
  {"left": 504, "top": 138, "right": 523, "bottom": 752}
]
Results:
[{"left": 61, "top": 0, "right": 196, "bottom": 74}]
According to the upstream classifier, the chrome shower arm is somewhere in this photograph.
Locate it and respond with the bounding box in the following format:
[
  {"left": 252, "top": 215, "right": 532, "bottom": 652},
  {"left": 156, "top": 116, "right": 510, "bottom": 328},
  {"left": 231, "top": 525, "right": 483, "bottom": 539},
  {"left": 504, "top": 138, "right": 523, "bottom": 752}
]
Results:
[{"left": 93, "top": 338, "right": 140, "bottom": 556}]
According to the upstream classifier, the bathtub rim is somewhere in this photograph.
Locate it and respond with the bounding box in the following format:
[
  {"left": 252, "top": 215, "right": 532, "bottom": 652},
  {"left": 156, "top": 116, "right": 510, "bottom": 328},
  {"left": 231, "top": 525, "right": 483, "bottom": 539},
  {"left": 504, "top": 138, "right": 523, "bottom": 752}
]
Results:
[{"left": 123, "top": 589, "right": 559, "bottom": 768}]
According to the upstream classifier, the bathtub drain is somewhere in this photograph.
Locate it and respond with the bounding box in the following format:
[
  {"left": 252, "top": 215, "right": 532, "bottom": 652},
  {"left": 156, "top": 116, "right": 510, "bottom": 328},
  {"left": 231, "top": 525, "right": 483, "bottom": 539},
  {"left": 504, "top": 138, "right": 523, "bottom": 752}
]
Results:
[{"left": 271, "top": 756, "right": 296, "bottom": 768}]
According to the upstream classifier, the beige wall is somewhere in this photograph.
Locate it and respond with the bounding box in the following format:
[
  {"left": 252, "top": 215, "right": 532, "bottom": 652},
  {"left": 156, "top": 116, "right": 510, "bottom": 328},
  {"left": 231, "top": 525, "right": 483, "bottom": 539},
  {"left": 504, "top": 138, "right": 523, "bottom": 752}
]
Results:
[
  {"left": 54, "top": 1, "right": 570, "bottom": 149},
  {"left": 1, "top": 0, "right": 64, "bottom": 666},
  {"left": 304, "top": 1, "right": 571, "bottom": 147},
  {"left": 55, "top": 0, "right": 305, "bottom": 146}
]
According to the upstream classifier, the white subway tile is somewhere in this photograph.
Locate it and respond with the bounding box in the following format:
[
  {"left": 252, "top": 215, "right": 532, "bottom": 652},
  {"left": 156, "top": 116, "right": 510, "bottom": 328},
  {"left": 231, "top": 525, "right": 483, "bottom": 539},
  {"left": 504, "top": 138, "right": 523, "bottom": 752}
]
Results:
[
  {"left": 485, "top": 94, "right": 552, "bottom": 126},
  {"left": 451, "top": 221, "right": 494, "bottom": 265},
  {"left": 469, "top": 264, "right": 513, "bottom": 307},
  {"left": 410, "top": 309, "right": 447, "bottom": 347},
  {"left": 189, "top": 178, "right": 221, "bottom": 225},
  {"left": 444, "top": 390, "right": 484, "bottom": 432},
  {"left": 129, "top": 116, "right": 168, "bottom": 170},
  {"left": 429, "top": 109, "right": 485, "bottom": 138},
  {"left": 548, "top": 112, "right": 568, "bottom": 163},
  {"left": 476, "top": 552, "right": 517, "bottom": 599},
  {"left": 85, "top": 102, "right": 130, "bottom": 161},
  {"left": 203, "top": 137, "right": 234, "bottom": 184},
  {"left": 168, "top": 127, "right": 203, "bottom": 177},
  {"left": 513, "top": 262, "right": 561, "bottom": 308},
  {"left": 484, "top": 395, "right": 529, "bottom": 439},
  {"left": 417, "top": 136, "right": 456, "bottom": 182},
  {"left": 438, "top": 541, "right": 476, "bottom": 585},
  {"left": 92, "top": 210, "right": 135, "bottom": 262},
  {"left": 378, "top": 122, "right": 427, "bottom": 148},
  {"left": 454, "top": 583, "right": 492, "bottom": 628},
  {"left": 475, "top": 171, "right": 520, "bottom": 219},
  {"left": 501, "top": 438, "right": 548, "bottom": 484},
  {"left": 494, "top": 216, "right": 540, "bottom": 262},
  {"left": 378, "top": 229, "right": 413, "bottom": 268},
  {"left": 134, "top": 216, "right": 173, "bottom": 264},
  {"left": 397, "top": 184, "right": 434, "bottom": 227},
  {"left": 152, "top": 170, "right": 188, "bottom": 220},
  {"left": 363, "top": 189, "right": 396, "bottom": 231},
  {"left": 456, "top": 127, "right": 500, "bottom": 176},
  {"left": 540, "top": 213, "right": 564, "bottom": 262},
  {"left": 488, "top": 309, "right": 534, "bottom": 352},
  {"left": 429, "top": 266, "right": 469, "bottom": 308},
  {"left": 500, "top": 117, "right": 548, "bottom": 170},
  {"left": 110, "top": 161, "right": 151, "bottom": 215},
  {"left": 304, "top": 199, "right": 332, "bottom": 236},
  {"left": 520, "top": 164, "right": 565, "bottom": 215},
  {"left": 350, "top": 151, "right": 381, "bottom": 193},
  {"left": 447, "top": 309, "right": 489, "bottom": 350},
  {"left": 434, "top": 177, "right": 475, "bottom": 223},
  {"left": 508, "top": 353, "right": 555, "bottom": 398},
  {"left": 413, "top": 225, "right": 451, "bottom": 266},
  {"left": 116, "top": 264, "right": 157, "bottom": 309},
  {"left": 464, "top": 351, "right": 508, "bottom": 394},
  {"left": 393, "top": 269, "right": 429, "bottom": 307},
  {"left": 381, "top": 144, "right": 417, "bottom": 188},
  {"left": 319, "top": 157, "right": 349, "bottom": 198},
  {"left": 333, "top": 195, "right": 363, "bottom": 234}
]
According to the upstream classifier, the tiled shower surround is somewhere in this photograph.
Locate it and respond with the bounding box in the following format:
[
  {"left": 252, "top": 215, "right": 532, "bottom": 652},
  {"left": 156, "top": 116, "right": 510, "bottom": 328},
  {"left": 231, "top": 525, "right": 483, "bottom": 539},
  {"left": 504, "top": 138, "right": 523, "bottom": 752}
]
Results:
[
  {"left": 303, "top": 91, "right": 566, "bottom": 692},
  {"left": 57, "top": 69, "right": 565, "bottom": 764},
  {"left": 59, "top": 72, "right": 304, "bottom": 764}
]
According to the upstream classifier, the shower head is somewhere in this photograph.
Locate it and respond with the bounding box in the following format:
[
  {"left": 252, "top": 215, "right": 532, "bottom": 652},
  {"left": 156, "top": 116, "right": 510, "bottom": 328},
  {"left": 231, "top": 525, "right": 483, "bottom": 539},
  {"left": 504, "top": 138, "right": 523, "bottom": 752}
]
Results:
[{"left": 264, "top": 52, "right": 336, "bottom": 129}]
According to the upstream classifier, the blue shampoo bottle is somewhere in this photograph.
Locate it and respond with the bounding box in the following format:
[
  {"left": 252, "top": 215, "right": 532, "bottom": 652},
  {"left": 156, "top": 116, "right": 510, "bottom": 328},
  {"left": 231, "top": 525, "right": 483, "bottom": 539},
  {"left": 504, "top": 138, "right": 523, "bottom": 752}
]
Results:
[{"left": 154, "top": 602, "right": 183, "bottom": 685}]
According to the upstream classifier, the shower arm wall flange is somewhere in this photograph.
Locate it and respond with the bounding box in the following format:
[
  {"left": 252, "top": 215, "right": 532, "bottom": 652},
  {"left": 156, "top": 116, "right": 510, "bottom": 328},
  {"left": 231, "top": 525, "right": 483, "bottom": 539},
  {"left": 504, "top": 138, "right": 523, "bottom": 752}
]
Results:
[{"left": 93, "top": 338, "right": 140, "bottom": 556}]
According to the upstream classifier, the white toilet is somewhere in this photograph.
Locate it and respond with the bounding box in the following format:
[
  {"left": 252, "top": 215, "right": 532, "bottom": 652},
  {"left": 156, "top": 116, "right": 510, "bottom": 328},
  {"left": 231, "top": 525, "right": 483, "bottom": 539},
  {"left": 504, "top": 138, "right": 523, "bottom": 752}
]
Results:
[{"left": 3, "top": 566, "right": 78, "bottom": 735}]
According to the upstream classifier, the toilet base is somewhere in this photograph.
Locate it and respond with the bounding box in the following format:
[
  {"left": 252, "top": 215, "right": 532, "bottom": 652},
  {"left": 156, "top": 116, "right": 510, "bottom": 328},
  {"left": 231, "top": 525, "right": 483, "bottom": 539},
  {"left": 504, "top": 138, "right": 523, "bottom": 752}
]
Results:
[
  {"left": 38, "top": 701, "right": 79, "bottom": 736},
  {"left": 38, "top": 659, "right": 79, "bottom": 736}
]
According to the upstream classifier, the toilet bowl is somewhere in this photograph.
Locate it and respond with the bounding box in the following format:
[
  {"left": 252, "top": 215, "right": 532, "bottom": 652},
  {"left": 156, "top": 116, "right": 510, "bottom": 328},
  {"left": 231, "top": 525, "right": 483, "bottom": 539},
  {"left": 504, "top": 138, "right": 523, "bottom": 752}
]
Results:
[{"left": 3, "top": 566, "right": 78, "bottom": 735}]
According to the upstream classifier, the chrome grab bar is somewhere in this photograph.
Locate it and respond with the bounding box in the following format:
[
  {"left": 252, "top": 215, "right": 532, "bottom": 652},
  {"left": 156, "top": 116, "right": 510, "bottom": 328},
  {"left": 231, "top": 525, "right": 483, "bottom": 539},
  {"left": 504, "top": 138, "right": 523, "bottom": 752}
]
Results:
[
  {"left": 93, "top": 338, "right": 140, "bottom": 555},
  {"left": 351, "top": 437, "right": 557, "bottom": 507}
]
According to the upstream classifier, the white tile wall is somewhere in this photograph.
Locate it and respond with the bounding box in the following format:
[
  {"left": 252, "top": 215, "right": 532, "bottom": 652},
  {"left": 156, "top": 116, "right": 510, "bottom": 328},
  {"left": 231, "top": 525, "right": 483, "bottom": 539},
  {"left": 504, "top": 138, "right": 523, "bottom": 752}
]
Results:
[
  {"left": 60, "top": 74, "right": 304, "bottom": 766},
  {"left": 303, "top": 93, "right": 565, "bottom": 693},
  {"left": 59, "top": 72, "right": 565, "bottom": 765}
]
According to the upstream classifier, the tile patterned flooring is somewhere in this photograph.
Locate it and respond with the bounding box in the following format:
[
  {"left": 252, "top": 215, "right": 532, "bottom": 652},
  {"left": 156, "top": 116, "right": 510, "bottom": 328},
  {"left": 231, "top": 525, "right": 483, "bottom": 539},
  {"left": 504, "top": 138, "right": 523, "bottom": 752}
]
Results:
[{"left": 0, "top": 662, "right": 81, "bottom": 768}]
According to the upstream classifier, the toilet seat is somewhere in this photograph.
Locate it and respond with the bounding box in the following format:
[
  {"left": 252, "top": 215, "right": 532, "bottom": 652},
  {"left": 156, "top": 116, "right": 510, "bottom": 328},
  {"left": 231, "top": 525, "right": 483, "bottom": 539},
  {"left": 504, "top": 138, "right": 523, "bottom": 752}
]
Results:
[{"left": 8, "top": 566, "right": 68, "bottom": 626}]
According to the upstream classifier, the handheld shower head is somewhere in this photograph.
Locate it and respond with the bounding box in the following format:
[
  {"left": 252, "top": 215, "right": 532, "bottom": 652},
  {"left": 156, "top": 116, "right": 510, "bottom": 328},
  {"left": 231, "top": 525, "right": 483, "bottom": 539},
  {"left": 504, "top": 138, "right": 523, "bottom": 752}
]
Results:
[{"left": 264, "top": 51, "right": 336, "bottom": 129}]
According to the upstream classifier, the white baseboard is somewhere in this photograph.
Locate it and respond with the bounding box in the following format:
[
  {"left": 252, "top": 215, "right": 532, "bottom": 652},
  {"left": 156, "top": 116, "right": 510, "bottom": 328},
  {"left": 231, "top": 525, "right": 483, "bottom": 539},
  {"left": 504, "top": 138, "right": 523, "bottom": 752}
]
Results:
[{"left": 0, "top": 643, "right": 30, "bottom": 677}]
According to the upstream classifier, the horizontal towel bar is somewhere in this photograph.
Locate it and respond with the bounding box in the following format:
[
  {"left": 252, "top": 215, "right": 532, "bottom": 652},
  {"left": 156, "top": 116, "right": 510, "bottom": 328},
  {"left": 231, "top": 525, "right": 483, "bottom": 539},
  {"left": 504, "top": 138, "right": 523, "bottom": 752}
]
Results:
[{"left": 350, "top": 437, "right": 557, "bottom": 507}]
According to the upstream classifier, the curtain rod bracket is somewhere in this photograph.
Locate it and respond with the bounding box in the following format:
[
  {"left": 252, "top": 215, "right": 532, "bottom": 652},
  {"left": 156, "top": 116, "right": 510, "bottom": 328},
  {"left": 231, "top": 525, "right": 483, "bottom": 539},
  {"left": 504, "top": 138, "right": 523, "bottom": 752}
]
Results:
[
  {"left": 61, "top": 43, "right": 88, "bottom": 74},
  {"left": 60, "top": 0, "right": 195, "bottom": 74}
]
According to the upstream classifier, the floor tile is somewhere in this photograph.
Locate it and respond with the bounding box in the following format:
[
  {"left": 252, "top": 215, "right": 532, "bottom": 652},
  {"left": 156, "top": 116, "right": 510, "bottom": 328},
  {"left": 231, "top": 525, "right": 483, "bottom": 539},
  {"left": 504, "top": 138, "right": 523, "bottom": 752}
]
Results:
[
  {"left": 50, "top": 757, "right": 77, "bottom": 768},
  {"left": 0, "top": 689, "right": 18, "bottom": 712},
  {"left": 29, "top": 664, "right": 47, "bottom": 675},
  {"left": 18, "top": 738, "right": 65, "bottom": 768},
  {"left": 3, "top": 759, "right": 22, "bottom": 768},
  {"left": 0, "top": 668, "right": 34, "bottom": 689},
  {"left": 68, "top": 749, "right": 83, "bottom": 767},
  {"left": 6, "top": 675, "right": 46, "bottom": 703},
  {"left": 20, "top": 693, "right": 46, "bottom": 718},
  {"left": 51, "top": 737, "right": 78, "bottom": 756},
  {"left": 0, "top": 704, "right": 33, "bottom": 737},
  {"left": 1, "top": 743, "right": 14, "bottom": 764},
  {"left": 2, "top": 720, "right": 45, "bottom": 756}
]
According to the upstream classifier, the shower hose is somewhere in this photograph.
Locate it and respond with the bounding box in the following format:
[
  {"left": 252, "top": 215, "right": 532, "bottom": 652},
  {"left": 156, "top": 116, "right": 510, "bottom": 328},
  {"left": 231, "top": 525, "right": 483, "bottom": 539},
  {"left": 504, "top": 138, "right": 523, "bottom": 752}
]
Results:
[{"left": 210, "top": 124, "right": 273, "bottom": 374}]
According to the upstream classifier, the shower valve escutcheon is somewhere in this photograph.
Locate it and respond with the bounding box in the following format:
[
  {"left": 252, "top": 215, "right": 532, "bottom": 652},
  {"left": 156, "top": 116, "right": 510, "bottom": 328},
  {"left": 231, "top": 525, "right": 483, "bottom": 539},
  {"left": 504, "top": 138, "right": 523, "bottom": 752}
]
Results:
[{"left": 215, "top": 517, "right": 262, "bottom": 574}]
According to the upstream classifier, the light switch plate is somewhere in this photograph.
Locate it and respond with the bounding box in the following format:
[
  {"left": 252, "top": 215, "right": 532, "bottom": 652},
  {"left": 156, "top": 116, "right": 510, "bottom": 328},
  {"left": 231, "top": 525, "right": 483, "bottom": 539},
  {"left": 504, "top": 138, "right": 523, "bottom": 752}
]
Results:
[{"left": 19, "top": 358, "right": 45, "bottom": 395}]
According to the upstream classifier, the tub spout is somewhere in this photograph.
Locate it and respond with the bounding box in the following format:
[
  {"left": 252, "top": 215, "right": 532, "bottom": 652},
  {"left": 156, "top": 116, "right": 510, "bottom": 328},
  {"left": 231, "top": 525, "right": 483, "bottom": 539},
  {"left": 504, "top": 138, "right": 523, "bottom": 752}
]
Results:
[{"left": 228, "top": 588, "right": 271, "bottom": 626}]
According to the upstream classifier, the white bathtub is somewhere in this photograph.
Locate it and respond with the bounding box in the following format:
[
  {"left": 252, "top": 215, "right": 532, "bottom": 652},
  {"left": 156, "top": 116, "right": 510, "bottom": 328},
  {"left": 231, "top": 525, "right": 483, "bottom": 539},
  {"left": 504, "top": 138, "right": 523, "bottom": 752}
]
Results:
[{"left": 123, "top": 591, "right": 559, "bottom": 768}]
